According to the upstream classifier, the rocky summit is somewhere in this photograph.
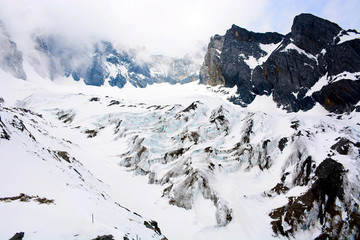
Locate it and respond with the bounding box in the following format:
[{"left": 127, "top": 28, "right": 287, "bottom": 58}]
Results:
[{"left": 200, "top": 13, "right": 360, "bottom": 113}]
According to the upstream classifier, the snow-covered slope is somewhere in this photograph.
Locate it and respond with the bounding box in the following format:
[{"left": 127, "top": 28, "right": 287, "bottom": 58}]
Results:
[
  {"left": 1, "top": 69, "right": 359, "bottom": 239},
  {"left": 0, "top": 75, "right": 168, "bottom": 240}
]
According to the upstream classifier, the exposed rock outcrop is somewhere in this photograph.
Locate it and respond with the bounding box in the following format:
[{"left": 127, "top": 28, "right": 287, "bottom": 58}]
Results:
[
  {"left": 200, "top": 13, "right": 360, "bottom": 113},
  {"left": 199, "top": 35, "right": 225, "bottom": 86},
  {"left": 270, "top": 158, "right": 359, "bottom": 239},
  {"left": 9, "top": 232, "right": 24, "bottom": 240}
]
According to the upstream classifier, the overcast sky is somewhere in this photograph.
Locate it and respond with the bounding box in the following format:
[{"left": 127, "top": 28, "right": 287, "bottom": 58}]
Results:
[{"left": 0, "top": 0, "right": 359, "bottom": 57}]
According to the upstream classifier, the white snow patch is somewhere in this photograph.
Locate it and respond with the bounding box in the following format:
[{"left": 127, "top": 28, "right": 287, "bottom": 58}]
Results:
[
  {"left": 238, "top": 42, "right": 281, "bottom": 70},
  {"left": 306, "top": 71, "right": 360, "bottom": 97},
  {"left": 282, "top": 43, "right": 317, "bottom": 62},
  {"left": 243, "top": 55, "right": 259, "bottom": 70},
  {"left": 259, "top": 42, "right": 281, "bottom": 54},
  {"left": 330, "top": 71, "right": 360, "bottom": 83},
  {"left": 306, "top": 74, "right": 328, "bottom": 97},
  {"left": 337, "top": 31, "right": 360, "bottom": 44},
  {"left": 246, "top": 94, "right": 287, "bottom": 115}
]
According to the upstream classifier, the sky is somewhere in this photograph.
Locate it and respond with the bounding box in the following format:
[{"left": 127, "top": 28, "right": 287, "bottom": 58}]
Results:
[{"left": 0, "top": 0, "right": 360, "bottom": 57}]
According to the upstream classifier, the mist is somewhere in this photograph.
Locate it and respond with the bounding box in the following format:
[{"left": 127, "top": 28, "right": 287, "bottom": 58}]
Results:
[{"left": 0, "top": 0, "right": 359, "bottom": 57}]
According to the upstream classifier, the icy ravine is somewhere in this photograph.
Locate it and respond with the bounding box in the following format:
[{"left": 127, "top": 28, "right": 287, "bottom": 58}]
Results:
[{"left": 1, "top": 75, "right": 359, "bottom": 239}]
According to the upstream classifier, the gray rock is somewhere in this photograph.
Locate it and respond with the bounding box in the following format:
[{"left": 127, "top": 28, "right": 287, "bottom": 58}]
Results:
[
  {"left": 200, "top": 13, "right": 360, "bottom": 113},
  {"left": 324, "top": 38, "right": 360, "bottom": 76},
  {"left": 291, "top": 13, "right": 341, "bottom": 55},
  {"left": 199, "top": 34, "right": 225, "bottom": 86}
]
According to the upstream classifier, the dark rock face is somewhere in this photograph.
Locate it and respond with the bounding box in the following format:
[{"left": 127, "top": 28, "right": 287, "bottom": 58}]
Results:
[
  {"left": 324, "top": 38, "right": 360, "bottom": 76},
  {"left": 291, "top": 13, "right": 342, "bottom": 55},
  {"left": 269, "top": 158, "right": 360, "bottom": 239},
  {"left": 0, "top": 115, "right": 11, "bottom": 140},
  {"left": 223, "top": 26, "right": 283, "bottom": 106},
  {"left": 200, "top": 25, "right": 283, "bottom": 106},
  {"left": 331, "top": 137, "right": 360, "bottom": 155},
  {"left": 92, "top": 234, "right": 114, "bottom": 240},
  {"left": 200, "top": 13, "right": 360, "bottom": 113},
  {"left": 144, "top": 220, "right": 161, "bottom": 235},
  {"left": 313, "top": 79, "right": 360, "bottom": 113},
  {"left": 9, "top": 232, "right": 24, "bottom": 240}
]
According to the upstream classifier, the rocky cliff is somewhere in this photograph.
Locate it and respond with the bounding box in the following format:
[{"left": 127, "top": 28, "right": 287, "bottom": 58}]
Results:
[{"left": 200, "top": 13, "right": 360, "bottom": 113}]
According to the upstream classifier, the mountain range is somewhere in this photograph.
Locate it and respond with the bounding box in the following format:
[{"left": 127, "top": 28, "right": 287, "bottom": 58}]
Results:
[
  {"left": 0, "top": 13, "right": 359, "bottom": 240},
  {"left": 0, "top": 20, "right": 203, "bottom": 89},
  {"left": 200, "top": 13, "right": 360, "bottom": 113}
]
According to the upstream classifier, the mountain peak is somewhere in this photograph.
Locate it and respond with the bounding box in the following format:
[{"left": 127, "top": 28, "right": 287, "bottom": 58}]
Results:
[
  {"left": 200, "top": 13, "right": 360, "bottom": 113},
  {"left": 229, "top": 24, "right": 284, "bottom": 44},
  {"left": 291, "top": 13, "right": 342, "bottom": 54}
]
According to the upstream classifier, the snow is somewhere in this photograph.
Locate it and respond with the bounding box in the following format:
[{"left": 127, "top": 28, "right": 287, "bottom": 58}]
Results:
[
  {"left": 246, "top": 93, "right": 287, "bottom": 115},
  {"left": 337, "top": 31, "right": 360, "bottom": 44},
  {"left": 1, "top": 68, "right": 359, "bottom": 240},
  {"left": 306, "top": 71, "right": 360, "bottom": 97},
  {"left": 282, "top": 43, "right": 317, "bottom": 62},
  {"left": 306, "top": 74, "right": 328, "bottom": 97},
  {"left": 0, "top": 109, "right": 165, "bottom": 240},
  {"left": 330, "top": 71, "right": 360, "bottom": 83},
  {"left": 258, "top": 42, "right": 281, "bottom": 63},
  {"left": 259, "top": 42, "right": 281, "bottom": 54},
  {"left": 238, "top": 42, "right": 281, "bottom": 70},
  {"left": 242, "top": 55, "right": 259, "bottom": 70}
]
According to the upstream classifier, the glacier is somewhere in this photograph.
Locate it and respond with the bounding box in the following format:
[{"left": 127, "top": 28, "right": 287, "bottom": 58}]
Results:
[{"left": 1, "top": 70, "right": 359, "bottom": 239}]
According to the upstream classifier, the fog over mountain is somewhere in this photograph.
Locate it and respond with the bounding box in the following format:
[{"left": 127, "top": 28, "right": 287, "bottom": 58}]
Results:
[{"left": 1, "top": 0, "right": 359, "bottom": 57}]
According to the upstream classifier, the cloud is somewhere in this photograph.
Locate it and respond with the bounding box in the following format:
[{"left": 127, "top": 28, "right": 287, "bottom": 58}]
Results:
[
  {"left": 321, "top": 0, "right": 360, "bottom": 30},
  {"left": 0, "top": 0, "right": 359, "bottom": 57}
]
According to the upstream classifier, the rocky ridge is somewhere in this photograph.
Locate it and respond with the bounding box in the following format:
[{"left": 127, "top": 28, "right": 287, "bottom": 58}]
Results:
[{"left": 200, "top": 13, "right": 360, "bottom": 113}]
